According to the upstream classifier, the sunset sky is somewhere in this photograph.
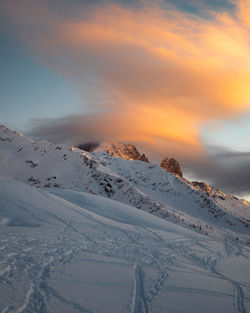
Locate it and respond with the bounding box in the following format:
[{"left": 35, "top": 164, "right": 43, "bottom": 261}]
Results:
[{"left": 1, "top": 0, "right": 250, "bottom": 199}]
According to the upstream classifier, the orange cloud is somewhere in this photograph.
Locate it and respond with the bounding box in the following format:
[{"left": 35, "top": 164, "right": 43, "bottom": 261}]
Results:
[{"left": 1, "top": 0, "right": 250, "bottom": 160}]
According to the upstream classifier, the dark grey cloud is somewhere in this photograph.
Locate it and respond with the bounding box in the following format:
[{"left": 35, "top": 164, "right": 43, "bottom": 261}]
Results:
[
  {"left": 76, "top": 142, "right": 100, "bottom": 152},
  {"left": 27, "top": 116, "right": 104, "bottom": 145},
  {"left": 185, "top": 146, "right": 250, "bottom": 197}
]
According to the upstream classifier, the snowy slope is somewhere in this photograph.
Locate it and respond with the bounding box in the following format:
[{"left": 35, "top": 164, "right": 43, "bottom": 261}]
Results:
[
  {"left": 0, "top": 178, "right": 250, "bottom": 313},
  {"left": 0, "top": 124, "right": 249, "bottom": 242}
]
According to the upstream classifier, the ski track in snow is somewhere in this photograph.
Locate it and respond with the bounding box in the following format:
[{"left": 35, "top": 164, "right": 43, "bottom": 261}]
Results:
[
  {"left": 132, "top": 265, "right": 149, "bottom": 313},
  {"left": 183, "top": 241, "right": 248, "bottom": 313}
]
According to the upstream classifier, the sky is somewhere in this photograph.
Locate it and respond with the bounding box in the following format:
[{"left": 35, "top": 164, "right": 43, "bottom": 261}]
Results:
[{"left": 0, "top": 0, "right": 250, "bottom": 200}]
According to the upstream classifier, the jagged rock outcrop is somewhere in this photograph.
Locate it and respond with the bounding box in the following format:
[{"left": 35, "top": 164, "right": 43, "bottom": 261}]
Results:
[
  {"left": 160, "top": 157, "right": 183, "bottom": 177},
  {"left": 192, "top": 181, "right": 227, "bottom": 200},
  {"left": 106, "top": 143, "right": 149, "bottom": 162},
  {"left": 192, "top": 181, "right": 211, "bottom": 195}
]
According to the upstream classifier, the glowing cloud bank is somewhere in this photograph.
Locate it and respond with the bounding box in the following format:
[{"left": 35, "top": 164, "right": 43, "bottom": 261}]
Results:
[{"left": 2, "top": 0, "right": 250, "bottom": 161}]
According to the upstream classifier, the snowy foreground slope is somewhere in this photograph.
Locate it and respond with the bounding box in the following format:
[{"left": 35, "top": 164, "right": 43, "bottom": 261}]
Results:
[{"left": 0, "top": 178, "right": 250, "bottom": 313}]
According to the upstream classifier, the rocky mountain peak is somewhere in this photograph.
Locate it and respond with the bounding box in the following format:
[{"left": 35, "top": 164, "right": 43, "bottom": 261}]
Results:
[
  {"left": 106, "top": 143, "right": 149, "bottom": 162},
  {"left": 160, "top": 157, "right": 183, "bottom": 177}
]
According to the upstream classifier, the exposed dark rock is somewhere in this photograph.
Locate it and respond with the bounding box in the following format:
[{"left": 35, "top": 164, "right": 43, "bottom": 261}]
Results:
[
  {"left": 106, "top": 143, "right": 149, "bottom": 162},
  {"left": 192, "top": 181, "right": 226, "bottom": 200},
  {"left": 160, "top": 157, "right": 183, "bottom": 177},
  {"left": 192, "top": 181, "right": 211, "bottom": 194},
  {"left": 25, "top": 160, "right": 38, "bottom": 168}
]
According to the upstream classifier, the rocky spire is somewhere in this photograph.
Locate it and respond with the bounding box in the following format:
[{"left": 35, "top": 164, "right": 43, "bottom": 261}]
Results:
[{"left": 160, "top": 157, "right": 183, "bottom": 177}]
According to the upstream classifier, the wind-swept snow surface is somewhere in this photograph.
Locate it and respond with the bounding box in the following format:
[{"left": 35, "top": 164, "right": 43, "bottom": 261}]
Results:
[{"left": 0, "top": 179, "right": 249, "bottom": 313}]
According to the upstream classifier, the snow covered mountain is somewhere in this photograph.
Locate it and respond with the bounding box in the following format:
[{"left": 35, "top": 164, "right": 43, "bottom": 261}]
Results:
[
  {"left": 0, "top": 124, "right": 249, "bottom": 240},
  {"left": 0, "top": 124, "right": 250, "bottom": 313}
]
